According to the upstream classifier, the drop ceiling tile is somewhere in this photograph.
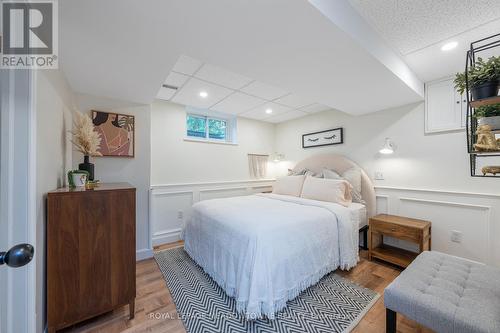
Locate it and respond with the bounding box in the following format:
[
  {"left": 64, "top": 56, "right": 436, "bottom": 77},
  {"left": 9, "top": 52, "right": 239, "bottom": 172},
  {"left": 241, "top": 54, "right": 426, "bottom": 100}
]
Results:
[
  {"left": 240, "top": 102, "right": 291, "bottom": 120},
  {"left": 164, "top": 72, "right": 189, "bottom": 88},
  {"left": 171, "top": 78, "right": 233, "bottom": 109},
  {"left": 156, "top": 87, "right": 177, "bottom": 101},
  {"left": 172, "top": 55, "right": 203, "bottom": 75},
  {"left": 194, "top": 64, "right": 253, "bottom": 89},
  {"left": 266, "top": 110, "right": 308, "bottom": 123},
  {"left": 274, "top": 93, "right": 314, "bottom": 108},
  {"left": 210, "top": 92, "right": 266, "bottom": 115},
  {"left": 240, "top": 81, "right": 288, "bottom": 100},
  {"left": 300, "top": 103, "right": 331, "bottom": 113}
]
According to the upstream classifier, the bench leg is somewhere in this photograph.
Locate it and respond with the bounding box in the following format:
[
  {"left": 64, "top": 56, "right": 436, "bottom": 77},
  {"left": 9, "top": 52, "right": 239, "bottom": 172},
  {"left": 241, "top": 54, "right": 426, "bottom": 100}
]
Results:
[{"left": 386, "top": 308, "right": 397, "bottom": 333}]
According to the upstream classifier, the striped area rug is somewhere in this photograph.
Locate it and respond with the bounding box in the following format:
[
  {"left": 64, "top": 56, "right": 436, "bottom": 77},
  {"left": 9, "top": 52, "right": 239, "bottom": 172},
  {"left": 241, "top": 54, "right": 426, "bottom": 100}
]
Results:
[{"left": 154, "top": 247, "right": 379, "bottom": 333}]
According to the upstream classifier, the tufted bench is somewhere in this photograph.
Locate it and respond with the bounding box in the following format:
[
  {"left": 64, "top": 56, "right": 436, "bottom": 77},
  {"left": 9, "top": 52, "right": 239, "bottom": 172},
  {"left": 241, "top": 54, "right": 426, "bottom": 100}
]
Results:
[{"left": 384, "top": 251, "right": 500, "bottom": 333}]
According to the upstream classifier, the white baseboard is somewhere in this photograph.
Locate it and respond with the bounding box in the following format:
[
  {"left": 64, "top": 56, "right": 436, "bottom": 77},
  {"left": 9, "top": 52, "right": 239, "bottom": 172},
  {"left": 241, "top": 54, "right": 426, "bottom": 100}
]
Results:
[
  {"left": 152, "top": 229, "right": 182, "bottom": 247},
  {"left": 136, "top": 248, "right": 154, "bottom": 261}
]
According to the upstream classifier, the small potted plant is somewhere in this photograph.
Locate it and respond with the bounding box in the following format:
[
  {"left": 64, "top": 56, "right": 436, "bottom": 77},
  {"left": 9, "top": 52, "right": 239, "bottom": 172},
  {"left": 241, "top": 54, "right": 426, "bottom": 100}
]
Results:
[
  {"left": 455, "top": 56, "right": 499, "bottom": 100},
  {"left": 475, "top": 103, "right": 500, "bottom": 130},
  {"left": 67, "top": 170, "right": 90, "bottom": 188}
]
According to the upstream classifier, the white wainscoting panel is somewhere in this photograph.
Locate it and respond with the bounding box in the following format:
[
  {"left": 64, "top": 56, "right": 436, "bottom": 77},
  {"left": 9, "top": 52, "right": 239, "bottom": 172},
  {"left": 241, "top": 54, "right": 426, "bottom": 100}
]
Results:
[
  {"left": 150, "top": 179, "right": 274, "bottom": 246},
  {"left": 376, "top": 195, "right": 389, "bottom": 214},
  {"left": 375, "top": 186, "right": 500, "bottom": 267},
  {"left": 200, "top": 187, "right": 250, "bottom": 201},
  {"left": 150, "top": 190, "right": 193, "bottom": 246}
]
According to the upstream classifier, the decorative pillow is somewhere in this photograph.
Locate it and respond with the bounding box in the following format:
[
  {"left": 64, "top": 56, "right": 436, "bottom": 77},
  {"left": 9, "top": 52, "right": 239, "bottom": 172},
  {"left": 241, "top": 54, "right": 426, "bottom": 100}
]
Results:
[
  {"left": 288, "top": 168, "right": 322, "bottom": 177},
  {"left": 322, "top": 167, "right": 365, "bottom": 205},
  {"left": 342, "top": 167, "right": 362, "bottom": 194},
  {"left": 272, "top": 175, "right": 306, "bottom": 197},
  {"left": 300, "top": 176, "right": 353, "bottom": 207},
  {"left": 321, "top": 168, "right": 341, "bottom": 179}
]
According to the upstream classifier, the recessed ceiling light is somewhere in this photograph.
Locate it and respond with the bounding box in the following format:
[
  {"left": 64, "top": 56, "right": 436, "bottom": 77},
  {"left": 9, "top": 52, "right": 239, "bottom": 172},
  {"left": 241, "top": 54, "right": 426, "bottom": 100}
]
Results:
[
  {"left": 441, "top": 41, "right": 458, "bottom": 51},
  {"left": 265, "top": 108, "right": 273, "bottom": 114},
  {"left": 199, "top": 91, "right": 208, "bottom": 98}
]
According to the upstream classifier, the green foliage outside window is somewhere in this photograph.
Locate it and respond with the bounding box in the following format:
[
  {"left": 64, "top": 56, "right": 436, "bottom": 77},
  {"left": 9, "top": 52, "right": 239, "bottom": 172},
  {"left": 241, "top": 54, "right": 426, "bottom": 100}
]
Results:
[
  {"left": 187, "top": 114, "right": 227, "bottom": 140},
  {"left": 209, "top": 119, "right": 226, "bottom": 140},
  {"left": 186, "top": 115, "right": 206, "bottom": 138}
]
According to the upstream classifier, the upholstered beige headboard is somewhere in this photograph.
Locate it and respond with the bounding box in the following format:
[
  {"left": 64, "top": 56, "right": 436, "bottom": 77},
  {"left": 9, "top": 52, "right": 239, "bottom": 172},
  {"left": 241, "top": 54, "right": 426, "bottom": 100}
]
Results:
[{"left": 292, "top": 154, "right": 376, "bottom": 218}]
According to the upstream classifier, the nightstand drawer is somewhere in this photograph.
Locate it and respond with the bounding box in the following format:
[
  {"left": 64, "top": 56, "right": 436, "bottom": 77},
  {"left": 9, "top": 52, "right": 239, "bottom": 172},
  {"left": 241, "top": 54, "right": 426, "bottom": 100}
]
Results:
[{"left": 371, "top": 220, "right": 420, "bottom": 242}]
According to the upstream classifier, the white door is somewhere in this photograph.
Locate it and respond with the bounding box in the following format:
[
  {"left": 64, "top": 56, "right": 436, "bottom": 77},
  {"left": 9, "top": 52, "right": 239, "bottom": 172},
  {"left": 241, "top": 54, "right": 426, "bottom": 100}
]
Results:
[{"left": 0, "top": 69, "right": 37, "bottom": 333}]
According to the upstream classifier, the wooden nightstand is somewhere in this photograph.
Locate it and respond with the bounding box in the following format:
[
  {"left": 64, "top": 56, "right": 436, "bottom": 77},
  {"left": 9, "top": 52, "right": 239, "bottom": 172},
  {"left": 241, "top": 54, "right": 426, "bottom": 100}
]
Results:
[{"left": 368, "top": 214, "right": 431, "bottom": 268}]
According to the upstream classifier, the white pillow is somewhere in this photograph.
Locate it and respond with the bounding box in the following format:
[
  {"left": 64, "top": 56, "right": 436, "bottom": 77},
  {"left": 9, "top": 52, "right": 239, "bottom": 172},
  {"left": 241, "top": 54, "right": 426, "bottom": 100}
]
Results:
[
  {"left": 288, "top": 168, "right": 321, "bottom": 177},
  {"left": 272, "top": 175, "right": 305, "bottom": 197},
  {"left": 300, "top": 176, "right": 353, "bottom": 207},
  {"left": 342, "top": 167, "right": 362, "bottom": 194},
  {"left": 321, "top": 168, "right": 341, "bottom": 179},
  {"left": 322, "top": 167, "right": 365, "bottom": 204}
]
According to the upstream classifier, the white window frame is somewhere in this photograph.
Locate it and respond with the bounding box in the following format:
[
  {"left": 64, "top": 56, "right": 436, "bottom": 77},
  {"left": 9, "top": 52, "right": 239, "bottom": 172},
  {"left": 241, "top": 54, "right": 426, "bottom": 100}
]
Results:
[
  {"left": 186, "top": 114, "right": 228, "bottom": 141},
  {"left": 184, "top": 107, "right": 238, "bottom": 145}
]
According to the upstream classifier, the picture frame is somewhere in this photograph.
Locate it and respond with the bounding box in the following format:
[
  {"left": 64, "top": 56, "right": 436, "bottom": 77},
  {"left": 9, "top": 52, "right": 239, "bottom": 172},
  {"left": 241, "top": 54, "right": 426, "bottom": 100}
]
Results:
[
  {"left": 302, "top": 127, "right": 343, "bottom": 148},
  {"left": 92, "top": 110, "right": 135, "bottom": 157}
]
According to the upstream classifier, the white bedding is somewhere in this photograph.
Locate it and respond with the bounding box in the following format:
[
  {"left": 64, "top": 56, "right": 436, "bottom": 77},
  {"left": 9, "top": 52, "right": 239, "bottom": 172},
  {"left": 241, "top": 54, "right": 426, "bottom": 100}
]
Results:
[
  {"left": 181, "top": 193, "right": 360, "bottom": 319},
  {"left": 347, "top": 202, "right": 368, "bottom": 228}
]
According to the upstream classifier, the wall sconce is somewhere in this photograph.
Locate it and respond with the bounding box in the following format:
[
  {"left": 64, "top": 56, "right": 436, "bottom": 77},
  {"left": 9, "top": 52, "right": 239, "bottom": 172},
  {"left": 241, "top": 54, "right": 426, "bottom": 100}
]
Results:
[
  {"left": 379, "top": 138, "right": 396, "bottom": 154},
  {"left": 273, "top": 152, "right": 285, "bottom": 162}
]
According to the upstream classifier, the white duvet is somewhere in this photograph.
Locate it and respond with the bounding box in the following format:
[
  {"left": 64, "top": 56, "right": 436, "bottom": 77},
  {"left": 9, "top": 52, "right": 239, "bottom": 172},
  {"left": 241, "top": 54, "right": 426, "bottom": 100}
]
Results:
[{"left": 181, "top": 193, "right": 359, "bottom": 319}]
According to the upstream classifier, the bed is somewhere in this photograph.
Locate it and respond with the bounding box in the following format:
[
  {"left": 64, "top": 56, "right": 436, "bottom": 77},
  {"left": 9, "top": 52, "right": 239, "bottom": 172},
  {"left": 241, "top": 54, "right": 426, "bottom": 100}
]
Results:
[{"left": 181, "top": 154, "right": 376, "bottom": 319}]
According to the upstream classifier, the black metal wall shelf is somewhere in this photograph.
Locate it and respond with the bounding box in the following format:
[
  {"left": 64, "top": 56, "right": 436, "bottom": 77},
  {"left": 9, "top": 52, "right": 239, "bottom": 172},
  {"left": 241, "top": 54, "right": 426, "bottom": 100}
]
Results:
[
  {"left": 464, "top": 33, "right": 500, "bottom": 177},
  {"left": 470, "top": 154, "right": 500, "bottom": 177},
  {"left": 470, "top": 152, "right": 500, "bottom": 156}
]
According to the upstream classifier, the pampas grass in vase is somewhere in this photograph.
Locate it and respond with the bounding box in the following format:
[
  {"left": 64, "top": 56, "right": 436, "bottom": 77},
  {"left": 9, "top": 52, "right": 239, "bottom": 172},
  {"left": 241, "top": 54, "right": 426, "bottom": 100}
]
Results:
[{"left": 71, "top": 111, "right": 102, "bottom": 181}]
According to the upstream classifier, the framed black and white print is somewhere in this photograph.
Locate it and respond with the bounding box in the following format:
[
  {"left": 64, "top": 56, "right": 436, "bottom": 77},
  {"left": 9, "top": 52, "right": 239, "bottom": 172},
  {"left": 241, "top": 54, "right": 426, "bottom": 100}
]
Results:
[{"left": 302, "top": 128, "right": 343, "bottom": 148}]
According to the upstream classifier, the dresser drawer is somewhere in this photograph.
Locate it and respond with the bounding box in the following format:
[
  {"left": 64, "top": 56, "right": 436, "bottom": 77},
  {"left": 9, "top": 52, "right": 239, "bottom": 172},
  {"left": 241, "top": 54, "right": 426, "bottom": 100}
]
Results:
[{"left": 371, "top": 220, "right": 420, "bottom": 242}]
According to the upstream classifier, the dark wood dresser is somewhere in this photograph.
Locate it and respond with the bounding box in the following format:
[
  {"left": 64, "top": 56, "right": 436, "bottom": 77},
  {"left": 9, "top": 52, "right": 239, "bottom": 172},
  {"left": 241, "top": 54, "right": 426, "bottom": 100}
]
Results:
[{"left": 47, "top": 183, "right": 136, "bottom": 333}]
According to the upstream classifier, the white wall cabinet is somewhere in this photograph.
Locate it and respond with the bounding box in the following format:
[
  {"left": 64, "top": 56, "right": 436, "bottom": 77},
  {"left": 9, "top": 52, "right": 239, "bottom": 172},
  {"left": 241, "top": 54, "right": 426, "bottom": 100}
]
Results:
[{"left": 425, "top": 77, "right": 467, "bottom": 133}]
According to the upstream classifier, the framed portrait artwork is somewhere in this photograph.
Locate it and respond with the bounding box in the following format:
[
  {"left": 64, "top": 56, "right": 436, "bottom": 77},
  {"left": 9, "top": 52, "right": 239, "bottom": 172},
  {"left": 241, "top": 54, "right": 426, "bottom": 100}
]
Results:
[
  {"left": 92, "top": 110, "right": 135, "bottom": 157},
  {"left": 302, "top": 128, "right": 343, "bottom": 148}
]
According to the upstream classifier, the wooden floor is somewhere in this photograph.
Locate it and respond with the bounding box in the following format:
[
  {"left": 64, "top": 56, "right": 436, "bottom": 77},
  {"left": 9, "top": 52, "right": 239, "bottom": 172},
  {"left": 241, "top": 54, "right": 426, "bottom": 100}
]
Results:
[{"left": 61, "top": 241, "right": 432, "bottom": 333}]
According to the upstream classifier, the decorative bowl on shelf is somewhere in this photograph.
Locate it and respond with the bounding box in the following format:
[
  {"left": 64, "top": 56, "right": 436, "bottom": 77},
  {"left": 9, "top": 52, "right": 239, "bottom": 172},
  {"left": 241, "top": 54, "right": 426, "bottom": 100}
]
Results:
[{"left": 482, "top": 166, "right": 500, "bottom": 176}]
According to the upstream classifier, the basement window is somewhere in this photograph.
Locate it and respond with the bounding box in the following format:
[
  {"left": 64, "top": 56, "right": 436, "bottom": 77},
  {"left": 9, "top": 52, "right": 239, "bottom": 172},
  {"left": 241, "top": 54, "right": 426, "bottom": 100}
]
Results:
[{"left": 185, "top": 109, "right": 237, "bottom": 144}]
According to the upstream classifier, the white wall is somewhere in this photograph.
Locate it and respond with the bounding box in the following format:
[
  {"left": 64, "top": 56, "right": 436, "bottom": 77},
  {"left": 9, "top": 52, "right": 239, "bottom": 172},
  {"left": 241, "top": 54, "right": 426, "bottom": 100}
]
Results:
[
  {"left": 151, "top": 100, "right": 276, "bottom": 184},
  {"left": 74, "top": 94, "right": 152, "bottom": 260},
  {"left": 35, "top": 69, "right": 74, "bottom": 333},
  {"left": 149, "top": 100, "right": 277, "bottom": 246},
  {"left": 275, "top": 102, "right": 500, "bottom": 266},
  {"left": 275, "top": 102, "right": 499, "bottom": 195}
]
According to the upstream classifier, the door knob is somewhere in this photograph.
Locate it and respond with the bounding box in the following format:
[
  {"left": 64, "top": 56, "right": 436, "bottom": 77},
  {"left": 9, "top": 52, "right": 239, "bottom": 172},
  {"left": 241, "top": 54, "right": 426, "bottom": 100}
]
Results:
[{"left": 0, "top": 243, "right": 34, "bottom": 268}]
